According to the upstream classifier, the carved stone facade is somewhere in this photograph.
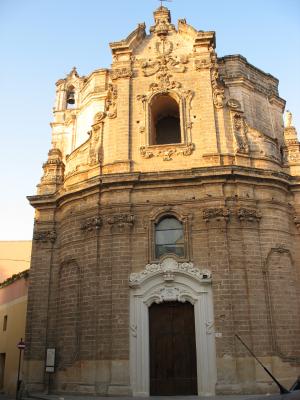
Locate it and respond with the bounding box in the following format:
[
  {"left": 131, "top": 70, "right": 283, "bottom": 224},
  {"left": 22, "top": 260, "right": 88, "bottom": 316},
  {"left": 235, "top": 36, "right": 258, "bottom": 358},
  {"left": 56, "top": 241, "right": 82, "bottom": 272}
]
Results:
[{"left": 25, "top": 6, "right": 300, "bottom": 397}]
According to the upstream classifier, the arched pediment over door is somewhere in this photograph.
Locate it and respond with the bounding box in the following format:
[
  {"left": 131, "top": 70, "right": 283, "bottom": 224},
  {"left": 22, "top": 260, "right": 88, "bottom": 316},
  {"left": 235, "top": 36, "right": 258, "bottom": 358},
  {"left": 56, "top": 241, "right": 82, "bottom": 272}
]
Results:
[{"left": 129, "top": 257, "right": 217, "bottom": 396}]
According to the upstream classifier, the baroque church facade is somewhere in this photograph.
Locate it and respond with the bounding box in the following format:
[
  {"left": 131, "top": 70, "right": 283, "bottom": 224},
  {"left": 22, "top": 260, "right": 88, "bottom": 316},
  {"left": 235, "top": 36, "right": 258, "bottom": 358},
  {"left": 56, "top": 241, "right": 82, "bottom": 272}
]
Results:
[{"left": 24, "top": 6, "right": 300, "bottom": 396}]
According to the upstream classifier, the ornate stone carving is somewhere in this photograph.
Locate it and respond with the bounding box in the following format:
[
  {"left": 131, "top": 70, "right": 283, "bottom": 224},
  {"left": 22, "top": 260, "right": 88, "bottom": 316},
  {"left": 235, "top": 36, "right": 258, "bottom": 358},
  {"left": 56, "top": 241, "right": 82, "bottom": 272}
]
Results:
[
  {"left": 194, "top": 56, "right": 212, "bottom": 70},
  {"left": 205, "top": 321, "right": 215, "bottom": 334},
  {"left": 209, "top": 50, "right": 225, "bottom": 109},
  {"left": 89, "top": 112, "right": 106, "bottom": 165},
  {"left": 140, "top": 143, "right": 195, "bottom": 161},
  {"left": 227, "top": 98, "right": 242, "bottom": 110},
  {"left": 80, "top": 216, "right": 102, "bottom": 232},
  {"left": 93, "top": 111, "right": 106, "bottom": 124},
  {"left": 33, "top": 230, "right": 57, "bottom": 243},
  {"left": 150, "top": 6, "right": 175, "bottom": 36},
  {"left": 106, "top": 84, "right": 117, "bottom": 118},
  {"left": 107, "top": 213, "right": 135, "bottom": 227},
  {"left": 232, "top": 113, "right": 249, "bottom": 154},
  {"left": 294, "top": 216, "right": 300, "bottom": 230},
  {"left": 130, "top": 324, "right": 137, "bottom": 337},
  {"left": 203, "top": 208, "right": 230, "bottom": 222},
  {"left": 129, "top": 257, "right": 211, "bottom": 287},
  {"left": 111, "top": 67, "right": 132, "bottom": 80},
  {"left": 141, "top": 33, "right": 188, "bottom": 93},
  {"left": 151, "top": 287, "right": 186, "bottom": 303},
  {"left": 237, "top": 208, "right": 261, "bottom": 222}
]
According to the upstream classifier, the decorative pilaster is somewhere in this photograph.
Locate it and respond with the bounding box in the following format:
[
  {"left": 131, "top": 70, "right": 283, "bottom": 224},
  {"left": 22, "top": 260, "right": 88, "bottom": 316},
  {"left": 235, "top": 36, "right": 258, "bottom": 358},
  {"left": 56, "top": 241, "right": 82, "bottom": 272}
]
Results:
[{"left": 106, "top": 212, "right": 135, "bottom": 395}]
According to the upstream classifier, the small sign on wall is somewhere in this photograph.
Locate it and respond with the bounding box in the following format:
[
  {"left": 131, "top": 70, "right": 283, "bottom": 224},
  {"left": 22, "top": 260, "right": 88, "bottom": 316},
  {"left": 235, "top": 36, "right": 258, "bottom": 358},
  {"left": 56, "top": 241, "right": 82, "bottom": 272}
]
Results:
[{"left": 45, "top": 348, "right": 55, "bottom": 373}]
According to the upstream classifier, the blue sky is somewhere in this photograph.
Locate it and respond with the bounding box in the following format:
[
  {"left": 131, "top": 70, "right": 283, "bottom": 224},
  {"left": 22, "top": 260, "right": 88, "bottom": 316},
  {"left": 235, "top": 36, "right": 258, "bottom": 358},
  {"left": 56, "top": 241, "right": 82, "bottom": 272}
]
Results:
[{"left": 0, "top": 0, "right": 299, "bottom": 240}]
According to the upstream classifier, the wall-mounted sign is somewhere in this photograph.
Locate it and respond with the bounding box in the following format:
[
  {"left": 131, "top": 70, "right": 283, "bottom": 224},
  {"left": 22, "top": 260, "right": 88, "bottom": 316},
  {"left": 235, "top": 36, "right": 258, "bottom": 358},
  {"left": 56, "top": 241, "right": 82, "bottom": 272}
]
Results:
[{"left": 45, "top": 348, "right": 55, "bottom": 373}]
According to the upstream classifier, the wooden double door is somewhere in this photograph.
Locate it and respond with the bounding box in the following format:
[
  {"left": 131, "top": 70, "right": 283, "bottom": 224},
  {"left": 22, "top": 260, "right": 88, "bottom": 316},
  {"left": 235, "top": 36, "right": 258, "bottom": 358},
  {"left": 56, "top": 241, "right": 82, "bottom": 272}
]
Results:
[{"left": 149, "top": 301, "right": 197, "bottom": 395}]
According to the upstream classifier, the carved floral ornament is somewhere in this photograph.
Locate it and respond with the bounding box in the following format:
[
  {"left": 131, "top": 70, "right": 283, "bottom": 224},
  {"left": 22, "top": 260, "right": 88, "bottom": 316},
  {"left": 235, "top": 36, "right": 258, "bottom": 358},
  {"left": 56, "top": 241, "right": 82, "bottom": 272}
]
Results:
[
  {"left": 129, "top": 257, "right": 212, "bottom": 288},
  {"left": 140, "top": 142, "right": 195, "bottom": 161},
  {"left": 203, "top": 208, "right": 230, "bottom": 222},
  {"left": 203, "top": 207, "right": 262, "bottom": 223},
  {"left": 79, "top": 214, "right": 135, "bottom": 232},
  {"left": 80, "top": 217, "right": 102, "bottom": 232},
  {"left": 111, "top": 67, "right": 132, "bottom": 81},
  {"left": 33, "top": 230, "right": 56, "bottom": 243},
  {"left": 106, "top": 213, "right": 135, "bottom": 227},
  {"left": 237, "top": 208, "right": 261, "bottom": 222}
]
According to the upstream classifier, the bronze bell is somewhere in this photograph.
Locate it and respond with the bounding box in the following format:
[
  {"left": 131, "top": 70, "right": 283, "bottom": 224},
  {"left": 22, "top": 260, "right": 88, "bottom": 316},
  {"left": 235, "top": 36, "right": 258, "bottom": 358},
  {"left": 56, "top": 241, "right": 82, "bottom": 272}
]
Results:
[{"left": 67, "top": 91, "right": 75, "bottom": 104}]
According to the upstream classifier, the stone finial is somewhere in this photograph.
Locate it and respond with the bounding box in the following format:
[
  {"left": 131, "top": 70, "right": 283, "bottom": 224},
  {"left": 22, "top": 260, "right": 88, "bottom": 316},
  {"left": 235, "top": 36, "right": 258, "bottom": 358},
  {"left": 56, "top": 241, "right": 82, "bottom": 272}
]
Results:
[
  {"left": 67, "top": 66, "right": 79, "bottom": 78},
  {"left": 285, "top": 110, "right": 293, "bottom": 128},
  {"left": 154, "top": 6, "right": 171, "bottom": 24},
  {"left": 150, "top": 6, "right": 175, "bottom": 36}
]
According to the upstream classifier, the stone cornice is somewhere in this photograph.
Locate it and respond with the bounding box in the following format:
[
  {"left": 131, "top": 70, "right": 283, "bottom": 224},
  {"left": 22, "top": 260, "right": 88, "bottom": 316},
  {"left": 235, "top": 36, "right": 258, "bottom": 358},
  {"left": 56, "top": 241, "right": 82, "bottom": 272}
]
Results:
[
  {"left": 27, "top": 166, "right": 298, "bottom": 209},
  {"left": 218, "top": 54, "right": 279, "bottom": 85},
  {"left": 109, "top": 23, "right": 146, "bottom": 55}
]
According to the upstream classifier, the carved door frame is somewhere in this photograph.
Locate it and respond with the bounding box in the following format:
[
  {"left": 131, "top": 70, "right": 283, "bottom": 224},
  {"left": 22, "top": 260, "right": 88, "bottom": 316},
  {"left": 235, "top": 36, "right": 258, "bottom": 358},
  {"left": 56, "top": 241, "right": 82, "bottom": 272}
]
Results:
[{"left": 129, "top": 257, "right": 217, "bottom": 396}]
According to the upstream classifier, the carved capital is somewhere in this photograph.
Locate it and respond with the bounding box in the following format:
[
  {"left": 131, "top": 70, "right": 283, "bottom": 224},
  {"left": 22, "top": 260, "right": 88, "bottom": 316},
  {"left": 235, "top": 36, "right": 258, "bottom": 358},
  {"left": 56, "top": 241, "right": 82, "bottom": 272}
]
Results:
[
  {"left": 107, "top": 213, "right": 135, "bottom": 228},
  {"left": 80, "top": 216, "right": 102, "bottom": 232},
  {"left": 203, "top": 208, "right": 230, "bottom": 222},
  {"left": 33, "top": 230, "right": 56, "bottom": 243},
  {"left": 111, "top": 67, "right": 132, "bottom": 80},
  {"left": 237, "top": 208, "right": 261, "bottom": 223}
]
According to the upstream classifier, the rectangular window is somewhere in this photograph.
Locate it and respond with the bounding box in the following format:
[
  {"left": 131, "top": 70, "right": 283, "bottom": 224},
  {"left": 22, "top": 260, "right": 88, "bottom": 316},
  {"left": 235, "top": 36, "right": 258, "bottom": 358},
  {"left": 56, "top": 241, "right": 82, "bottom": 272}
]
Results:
[{"left": 3, "top": 316, "right": 7, "bottom": 331}]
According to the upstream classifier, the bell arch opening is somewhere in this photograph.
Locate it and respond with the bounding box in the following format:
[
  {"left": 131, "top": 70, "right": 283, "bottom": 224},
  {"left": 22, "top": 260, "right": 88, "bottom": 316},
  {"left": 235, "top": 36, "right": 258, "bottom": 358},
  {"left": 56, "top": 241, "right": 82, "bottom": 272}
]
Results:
[
  {"left": 66, "top": 85, "right": 76, "bottom": 109},
  {"left": 150, "top": 94, "right": 181, "bottom": 145}
]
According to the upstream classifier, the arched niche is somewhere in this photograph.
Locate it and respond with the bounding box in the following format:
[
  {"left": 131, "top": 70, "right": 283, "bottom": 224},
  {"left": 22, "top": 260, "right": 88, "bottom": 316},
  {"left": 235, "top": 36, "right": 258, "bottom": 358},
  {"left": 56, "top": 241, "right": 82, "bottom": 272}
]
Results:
[
  {"left": 150, "top": 94, "right": 181, "bottom": 145},
  {"left": 129, "top": 257, "right": 217, "bottom": 396}
]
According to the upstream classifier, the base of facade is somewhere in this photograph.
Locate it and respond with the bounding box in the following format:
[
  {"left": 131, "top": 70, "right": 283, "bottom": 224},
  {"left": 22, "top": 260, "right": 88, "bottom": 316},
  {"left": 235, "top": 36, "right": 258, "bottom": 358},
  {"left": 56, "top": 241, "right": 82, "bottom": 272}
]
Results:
[{"left": 24, "top": 356, "right": 300, "bottom": 397}]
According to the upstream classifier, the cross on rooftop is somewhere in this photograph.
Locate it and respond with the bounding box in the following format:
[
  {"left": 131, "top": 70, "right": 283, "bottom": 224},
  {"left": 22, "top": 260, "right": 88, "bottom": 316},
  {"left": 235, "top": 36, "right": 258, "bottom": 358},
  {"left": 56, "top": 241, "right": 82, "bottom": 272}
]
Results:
[{"left": 159, "top": 0, "right": 172, "bottom": 8}]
